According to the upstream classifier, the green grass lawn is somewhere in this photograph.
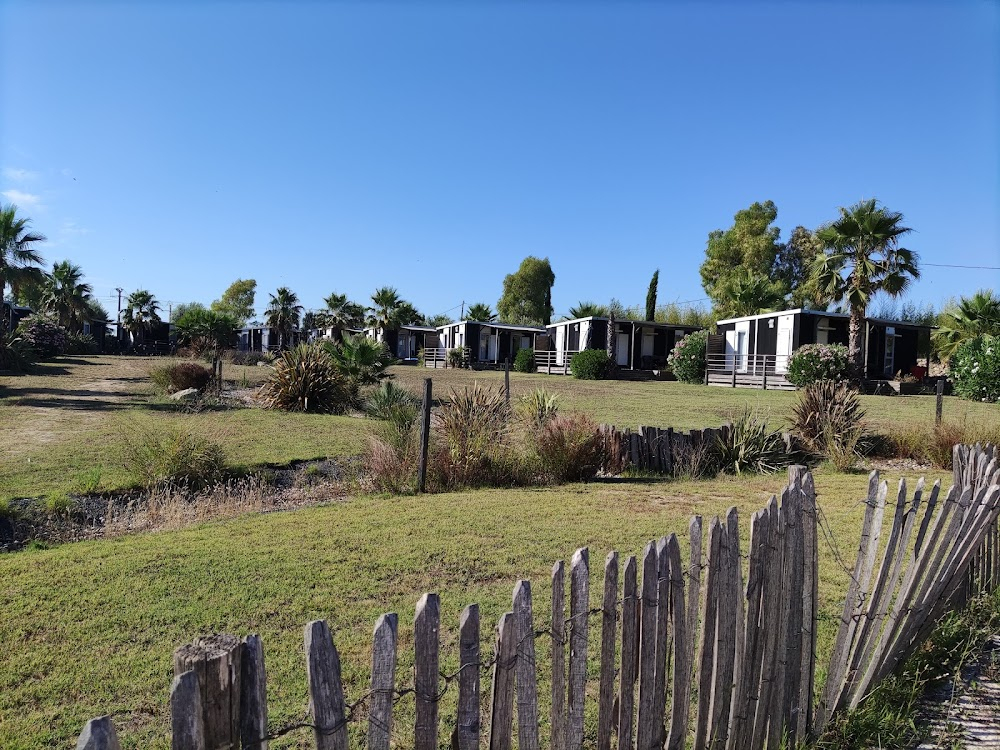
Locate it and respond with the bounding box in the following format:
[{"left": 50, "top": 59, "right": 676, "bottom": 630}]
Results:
[
  {"left": 0, "top": 356, "right": 365, "bottom": 500},
  {"left": 0, "top": 465, "right": 952, "bottom": 749}
]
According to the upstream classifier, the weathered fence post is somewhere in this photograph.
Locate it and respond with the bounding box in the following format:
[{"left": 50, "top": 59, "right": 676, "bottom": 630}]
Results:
[
  {"left": 417, "top": 378, "right": 432, "bottom": 493},
  {"left": 513, "top": 581, "right": 540, "bottom": 750},
  {"left": 456, "top": 605, "right": 481, "bottom": 750},
  {"left": 490, "top": 612, "right": 516, "bottom": 750},
  {"left": 936, "top": 379, "right": 944, "bottom": 425},
  {"left": 240, "top": 634, "right": 268, "bottom": 750},
  {"left": 597, "top": 552, "right": 619, "bottom": 750},
  {"left": 551, "top": 561, "right": 567, "bottom": 750},
  {"left": 368, "top": 613, "right": 398, "bottom": 750},
  {"left": 414, "top": 593, "right": 440, "bottom": 750},
  {"left": 173, "top": 634, "right": 242, "bottom": 750},
  {"left": 567, "top": 548, "right": 590, "bottom": 750},
  {"left": 305, "top": 620, "right": 348, "bottom": 750},
  {"left": 76, "top": 716, "right": 122, "bottom": 750},
  {"left": 636, "top": 541, "right": 659, "bottom": 750},
  {"left": 171, "top": 670, "right": 206, "bottom": 750},
  {"left": 618, "top": 555, "right": 639, "bottom": 750}
]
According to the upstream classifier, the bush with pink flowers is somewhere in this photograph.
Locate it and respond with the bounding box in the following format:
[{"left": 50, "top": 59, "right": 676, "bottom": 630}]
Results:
[{"left": 786, "top": 343, "right": 850, "bottom": 387}]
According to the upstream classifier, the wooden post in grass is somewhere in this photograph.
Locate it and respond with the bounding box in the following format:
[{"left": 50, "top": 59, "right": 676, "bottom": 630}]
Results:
[
  {"left": 418, "top": 378, "right": 432, "bottom": 493},
  {"left": 936, "top": 379, "right": 944, "bottom": 426},
  {"left": 504, "top": 358, "right": 511, "bottom": 407},
  {"left": 173, "top": 634, "right": 242, "bottom": 750}
]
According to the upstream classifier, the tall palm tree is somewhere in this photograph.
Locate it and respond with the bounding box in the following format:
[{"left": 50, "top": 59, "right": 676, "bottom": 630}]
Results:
[
  {"left": 935, "top": 290, "right": 1000, "bottom": 361},
  {"left": 322, "top": 292, "right": 365, "bottom": 329},
  {"left": 368, "top": 286, "right": 403, "bottom": 333},
  {"left": 122, "top": 290, "right": 162, "bottom": 345},
  {"left": 466, "top": 302, "right": 496, "bottom": 322},
  {"left": 43, "top": 261, "right": 93, "bottom": 331},
  {"left": 814, "top": 199, "right": 919, "bottom": 377},
  {"left": 1, "top": 203, "right": 46, "bottom": 331},
  {"left": 265, "top": 287, "right": 302, "bottom": 349}
]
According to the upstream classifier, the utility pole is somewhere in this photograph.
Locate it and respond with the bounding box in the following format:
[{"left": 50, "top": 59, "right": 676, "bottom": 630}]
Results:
[
  {"left": 115, "top": 288, "right": 123, "bottom": 350},
  {"left": 168, "top": 303, "right": 173, "bottom": 322},
  {"left": 460, "top": 300, "right": 465, "bottom": 320}
]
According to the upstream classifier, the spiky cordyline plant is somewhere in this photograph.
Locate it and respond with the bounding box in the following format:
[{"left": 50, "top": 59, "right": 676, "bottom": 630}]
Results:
[
  {"left": 791, "top": 379, "right": 867, "bottom": 456},
  {"left": 257, "top": 343, "right": 350, "bottom": 414}
]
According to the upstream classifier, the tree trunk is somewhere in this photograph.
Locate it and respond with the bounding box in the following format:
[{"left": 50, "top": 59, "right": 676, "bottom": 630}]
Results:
[{"left": 848, "top": 306, "right": 865, "bottom": 381}]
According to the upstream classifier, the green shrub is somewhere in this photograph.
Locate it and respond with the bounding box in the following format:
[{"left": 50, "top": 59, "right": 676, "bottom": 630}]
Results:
[
  {"left": 666, "top": 330, "right": 708, "bottom": 383},
  {"left": 570, "top": 349, "right": 612, "bottom": 380},
  {"left": 447, "top": 347, "right": 466, "bottom": 368},
  {"left": 258, "top": 343, "right": 351, "bottom": 413},
  {"left": 514, "top": 348, "right": 535, "bottom": 373},
  {"left": 791, "top": 380, "right": 868, "bottom": 466},
  {"left": 786, "top": 343, "right": 850, "bottom": 387},
  {"left": 119, "top": 424, "right": 228, "bottom": 491},
  {"left": 716, "top": 408, "right": 791, "bottom": 475},
  {"left": 0, "top": 497, "right": 17, "bottom": 521},
  {"left": 64, "top": 332, "right": 98, "bottom": 355},
  {"left": 950, "top": 334, "right": 1000, "bottom": 402},
  {"left": 225, "top": 350, "right": 268, "bottom": 366},
  {"left": 17, "top": 315, "right": 67, "bottom": 358},
  {"left": 366, "top": 381, "right": 419, "bottom": 425},
  {"left": 533, "top": 413, "right": 602, "bottom": 482},
  {"left": 325, "top": 334, "right": 394, "bottom": 405},
  {"left": 0, "top": 332, "right": 35, "bottom": 371},
  {"left": 518, "top": 388, "right": 560, "bottom": 429}
]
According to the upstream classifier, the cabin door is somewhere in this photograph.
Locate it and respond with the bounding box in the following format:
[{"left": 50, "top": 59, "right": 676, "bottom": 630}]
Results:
[
  {"left": 616, "top": 333, "right": 630, "bottom": 366},
  {"left": 487, "top": 331, "right": 498, "bottom": 361},
  {"left": 884, "top": 327, "right": 897, "bottom": 377},
  {"left": 725, "top": 322, "right": 750, "bottom": 372},
  {"left": 775, "top": 315, "right": 794, "bottom": 373}
]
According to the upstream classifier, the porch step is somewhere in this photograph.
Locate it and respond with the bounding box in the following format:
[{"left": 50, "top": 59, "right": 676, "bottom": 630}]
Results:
[{"left": 707, "top": 372, "right": 795, "bottom": 390}]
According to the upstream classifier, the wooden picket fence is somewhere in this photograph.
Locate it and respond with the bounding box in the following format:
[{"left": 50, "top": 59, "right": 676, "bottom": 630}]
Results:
[
  {"left": 959, "top": 444, "right": 1000, "bottom": 597},
  {"left": 77, "top": 447, "right": 1000, "bottom": 750}
]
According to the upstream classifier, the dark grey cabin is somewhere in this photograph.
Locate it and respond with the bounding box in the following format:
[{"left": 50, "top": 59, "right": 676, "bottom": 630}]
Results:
[
  {"left": 714, "top": 308, "right": 934, "bottom": 384},
  {"left": 435, "top": 321, "right": 545, "bottom": 366},
  {"left": 542, "top": 316, "right": 702, "bottom": 373}
]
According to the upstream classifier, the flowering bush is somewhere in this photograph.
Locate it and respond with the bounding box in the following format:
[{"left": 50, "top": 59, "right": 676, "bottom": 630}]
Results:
[
  {"left": 17, "top": 315, "right": 68, "bottom": 358},
  {"left": 667, "top": 330, "right": 708, "bottom": 383},
  {"left": 785, "top": 343, "right": 850, "bottom": 387},
  {"left": 950, "top": 334, "right": 1000, "bottom": 403}
]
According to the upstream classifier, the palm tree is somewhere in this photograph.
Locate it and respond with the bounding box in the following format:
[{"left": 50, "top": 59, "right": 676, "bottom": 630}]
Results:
[
  {"left": 1, "top": 203, "right": 46, "bottom": 332},
  {"left": 265, "top": 287, "right": 302, "bottom": 349},
  {"left": 43, "top": 261, "right": 93, "bottom": 331},
  {"left": 322, "top": 292, "right": 365, "bottom": 329},
  {"left": 814, "top": 199, "right": 919, "bottom": 377},
  {"left": 935, "top": 290, "right": 1000, "bottom": 361},
  {"left": 122, "top": 290, "right": 162, "bottom": 345},
  {"left": 714, "top": 269, "right": 786, "bottom": 319},
  {"left": 567, "top": 301, "right": 608, "bottom": 320},
  {"left": 466, "top": 302, "right": 496, "bottom": 322},
  {"left": 368, "top": 286, "right": 402, "bottom": 333}
]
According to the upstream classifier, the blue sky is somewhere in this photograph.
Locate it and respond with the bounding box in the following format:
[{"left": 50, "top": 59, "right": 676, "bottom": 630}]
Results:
[{"left": 2, "top": 0, "right": 998, "bottom": 323}]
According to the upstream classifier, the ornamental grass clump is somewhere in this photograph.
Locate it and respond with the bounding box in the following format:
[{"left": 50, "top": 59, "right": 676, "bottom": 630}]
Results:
[
  {"left": 518, "top": 388, "right": 560, "bottom": 430},
  {"left": 786, "top": 343, "right": 850, "bottom": 387},
  {"left": 715, "top": 408, "right": 792, "bottom": 475},
  {"left": 119, "top": 424, "right": 228, "bottom": 491},
  {"left": 667, "top": 330, "right": 708, "bottom": 383},
  {"left": 791, "top": 380, "right": 868, "bottom": 469},
  {"left": 533, "top": 413, "right": 603, "bottom": 482},
  {"left": 433, "top": 384, "right": 518, "bottom": 487},
  {"left": 258, "top": 343, "right": 351, "bottom": 413}
]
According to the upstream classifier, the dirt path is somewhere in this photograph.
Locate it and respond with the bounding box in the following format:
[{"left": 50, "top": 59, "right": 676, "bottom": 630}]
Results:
[
  {"left": 915, "top": 635, "right": 1000, "bottom": 748},
  {"left": 1, "top": 356, "right": 153, "bottom": 458}
]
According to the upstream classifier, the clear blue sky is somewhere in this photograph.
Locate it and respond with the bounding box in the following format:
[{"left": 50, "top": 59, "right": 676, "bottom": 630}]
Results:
[{"left": 2, "top": 0, "right": 998, "bottom": 322}]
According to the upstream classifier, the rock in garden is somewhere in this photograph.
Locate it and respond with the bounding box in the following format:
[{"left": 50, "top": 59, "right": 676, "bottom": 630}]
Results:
[{"left": 170, "top": 388, "right": 199, "bottom": 401}]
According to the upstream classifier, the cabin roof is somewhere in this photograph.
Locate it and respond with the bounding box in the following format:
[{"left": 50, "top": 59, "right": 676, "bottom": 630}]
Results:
[{"left": 716, "top": 308, "right": 935, "bottom": 330}]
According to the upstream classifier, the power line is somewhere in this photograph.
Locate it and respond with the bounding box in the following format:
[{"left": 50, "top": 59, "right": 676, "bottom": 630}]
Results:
[{"left": 922, "top": 262, "right": 1000, "bottom": 270}]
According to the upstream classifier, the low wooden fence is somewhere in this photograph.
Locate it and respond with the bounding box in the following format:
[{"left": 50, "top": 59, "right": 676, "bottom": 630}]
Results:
[
  {"left": 78, "top": 448, "right": 999, "bottom": 750},
  {"left": 598, "top": 423, "right": 796, "bottom": 476}
]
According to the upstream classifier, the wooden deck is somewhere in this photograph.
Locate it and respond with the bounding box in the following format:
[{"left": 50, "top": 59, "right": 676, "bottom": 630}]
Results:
[{"left": 706, "top": 371, "right": 795, "bottom": 390}]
